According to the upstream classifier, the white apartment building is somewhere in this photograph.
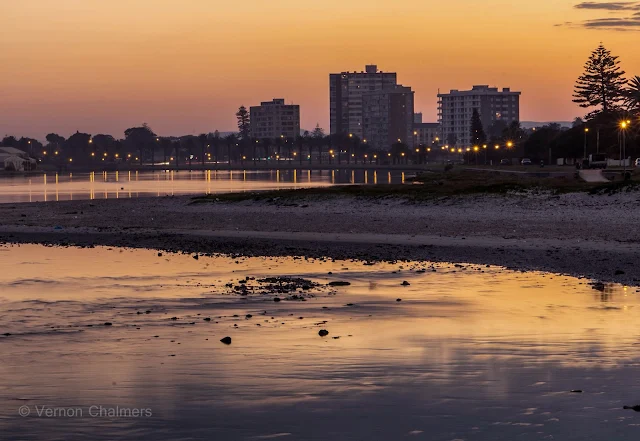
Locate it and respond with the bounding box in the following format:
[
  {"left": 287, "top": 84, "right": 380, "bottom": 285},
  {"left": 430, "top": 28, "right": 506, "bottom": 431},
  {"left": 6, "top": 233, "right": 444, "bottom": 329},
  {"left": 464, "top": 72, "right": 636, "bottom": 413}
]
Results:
[
  {"left": 437, "top": 85, "right": 521, "bottom": 147},
  {"left": 330, "top": 65, "right": 397, "bottom": 138},
  {"left": 250, "top": 99, "right": 300, "bottom": 139}
]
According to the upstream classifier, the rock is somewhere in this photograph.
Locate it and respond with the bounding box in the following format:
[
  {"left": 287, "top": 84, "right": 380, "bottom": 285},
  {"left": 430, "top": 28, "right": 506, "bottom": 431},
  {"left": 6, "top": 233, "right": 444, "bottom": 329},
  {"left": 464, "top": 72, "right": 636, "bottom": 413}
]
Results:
[
  {"left": 104, "top": 322, "right": 113, "bottom": 326},
  {"left": 570, "top": 389, "right": 583, "bottom": 393},
  {"left": 318, "top": 329, "right": 329, "bottom": 337},
  {"left": 396, "top": 298, "right": 402, "bottom": 302},
  {"left": 170, "top": 317, "right": 178, "bottom": 320},
  {"left": 273, "top": 297, "right": 281, "bottom": 302},
  {"left": 328, "top": 281, "right": 351, "bottom": 287},
  {"left": 193, "top": 255, "right": 199, "bottom": 260},
  {"left": 245, "top": 314, "right": 253, "bottom": 319},
  {"left": 203, "top": 317, "right": 211, "bottom": 322},
  {"left": 401, "top": 281, "right": 410, "bottom": 286},
  {"left": 157, "top": 252, "right": 163, "bottom": 257},
  {"left": 624, "top": 405, "right": 640, "bottom": 412},
  {"left": 220, "top": 336, "right": 232, "bottom": 345},
  {"left": 2, "top": 333, "right": 11, "bottom": 336}
]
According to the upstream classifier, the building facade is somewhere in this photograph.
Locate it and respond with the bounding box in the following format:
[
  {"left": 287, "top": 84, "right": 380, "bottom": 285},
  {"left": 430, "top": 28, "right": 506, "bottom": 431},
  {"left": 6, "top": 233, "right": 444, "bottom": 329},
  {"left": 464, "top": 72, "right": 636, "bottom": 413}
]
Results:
[
  {"left": 250, "top": 99, "right": 300, "bottom": 139},
  {"left": 330, "top": 65, "right": 397, "bottom": 138},
  {"left": 362, "top": 85, "right": 415, "bottom": 151},
  {"left": 438, "top": 85, "right": 521, "bottom": 147},
  {"left": 413, "top": 122, "right": 440, "bottom": 147}
]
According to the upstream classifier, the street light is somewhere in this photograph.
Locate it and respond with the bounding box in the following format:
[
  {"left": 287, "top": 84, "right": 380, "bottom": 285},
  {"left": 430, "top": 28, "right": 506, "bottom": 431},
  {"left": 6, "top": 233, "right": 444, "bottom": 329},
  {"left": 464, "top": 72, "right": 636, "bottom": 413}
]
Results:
[
  {"left": 506, "top": 141, "right": 513, "bottom": 149},
  {"left": 621, "top": 120, "right": 630, "bottom": 174},
  {"left": 584, "top": 127, "right": 589, "bottom": 159}
]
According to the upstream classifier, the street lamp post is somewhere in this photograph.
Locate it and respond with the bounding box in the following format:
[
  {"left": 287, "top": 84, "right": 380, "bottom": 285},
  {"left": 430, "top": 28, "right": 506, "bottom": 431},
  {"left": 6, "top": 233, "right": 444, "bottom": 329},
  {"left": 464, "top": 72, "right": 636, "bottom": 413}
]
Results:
[
  {"left": 583, "top": 127, "right": 589, "bottom": 160},
  {"left": 621, "top": 120, "right": 630, "bottom": 175}
]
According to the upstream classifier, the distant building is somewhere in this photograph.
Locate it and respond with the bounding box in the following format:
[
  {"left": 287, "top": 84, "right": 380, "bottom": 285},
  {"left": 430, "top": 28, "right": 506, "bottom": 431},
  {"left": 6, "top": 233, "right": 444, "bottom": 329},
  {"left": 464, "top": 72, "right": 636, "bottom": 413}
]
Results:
[
  {"left": 362, "top": 85, "right": 415, "bottom": 151},
  {"left": 414, "top": 113, "right": 423, "bottom": 124},
  {"left": 438, "top": 85, "right": 521, "bottom": 147},
  {"left": 330, "top": 65, "right": 398, "bottom": 138},
  {"left": 250, "top": 99, "right": 300, "bottom": 139},
  {"left": 413, "top": 122, "right": 441, "bottom": 147}
]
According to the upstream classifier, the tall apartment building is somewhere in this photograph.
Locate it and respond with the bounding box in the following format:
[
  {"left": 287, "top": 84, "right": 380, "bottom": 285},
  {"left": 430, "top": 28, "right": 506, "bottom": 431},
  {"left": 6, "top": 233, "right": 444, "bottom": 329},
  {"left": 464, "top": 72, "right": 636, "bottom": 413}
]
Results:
[
  {"left": 438, "top": 85, "right": 521, "bottom": 147},
  {"left": 330, "top": 65, "right": 397, "bottom": 138},
  {"left": 362, "top": 85, "right": 415, "bottom": 151},
  {"left": 413, "top": 122, "right": 441, "bottom": 147},
  {"left": 250, "top": 99, "right": 300, "bottom": 139}
]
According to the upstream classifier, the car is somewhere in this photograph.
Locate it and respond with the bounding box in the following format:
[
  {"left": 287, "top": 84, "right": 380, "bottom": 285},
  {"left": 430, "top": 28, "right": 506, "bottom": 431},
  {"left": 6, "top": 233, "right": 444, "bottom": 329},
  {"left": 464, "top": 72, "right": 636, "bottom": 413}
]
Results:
[
  {"left": 635, "top": 158, "right": 640, "bottom": 167},
  {"left": 499, "top": 159, "right": 511, "bottom": 166},
  {"left": 521, "top": 158, "right": 532, "bottom": 166}
]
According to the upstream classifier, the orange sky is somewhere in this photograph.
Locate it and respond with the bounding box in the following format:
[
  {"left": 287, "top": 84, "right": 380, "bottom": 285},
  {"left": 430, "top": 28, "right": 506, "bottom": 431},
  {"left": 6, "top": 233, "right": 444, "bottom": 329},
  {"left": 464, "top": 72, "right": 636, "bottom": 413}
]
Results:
[{"left": 1, "top": 0, "right": 639, "bottom": 140}]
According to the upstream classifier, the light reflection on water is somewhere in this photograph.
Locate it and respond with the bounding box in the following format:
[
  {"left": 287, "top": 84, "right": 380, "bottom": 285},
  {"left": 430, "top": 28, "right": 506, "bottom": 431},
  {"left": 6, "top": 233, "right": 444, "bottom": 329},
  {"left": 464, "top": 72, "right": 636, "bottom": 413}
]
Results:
[
  {"left": 0, "top": 169, "right": 410, "bottom": 203},
  {"left": 1, "top": 245, "right": 639, "bottom": 440}
]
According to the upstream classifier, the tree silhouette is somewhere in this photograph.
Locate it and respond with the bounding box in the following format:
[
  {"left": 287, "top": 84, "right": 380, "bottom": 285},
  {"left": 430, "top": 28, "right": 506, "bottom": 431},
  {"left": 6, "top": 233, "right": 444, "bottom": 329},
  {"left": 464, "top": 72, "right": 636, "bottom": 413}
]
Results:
[
  {"left": 470, "top": 108, "right": 486, "bottom": 146},
  {"left": 236, "top": 106, "right": 250, "bottom": 140},
  {"left": 626, "top": 76, "right": 640, "bottom": 115},
  {"left": 124, "top": 124, "right": 156, "bottom": 165},
  {"left": 198, "top": 133, "right": 208, "bottom": 167},
  {"left": 573, "top": 43, "right": 627, "bottom": 119}
]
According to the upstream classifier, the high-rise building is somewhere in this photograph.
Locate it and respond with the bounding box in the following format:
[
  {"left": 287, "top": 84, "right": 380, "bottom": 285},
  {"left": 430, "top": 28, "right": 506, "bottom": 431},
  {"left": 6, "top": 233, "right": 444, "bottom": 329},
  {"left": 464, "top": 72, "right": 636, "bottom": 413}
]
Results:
[
  {"left": 362, "top": 85, "right": 415, "bottom": 151},
  {"left": 250, "top": 99, "right": 300, "bottom": 139},
  {"left": 413, "top": 122, "right": 441, "bottom": 147},
  {"left": 438, "top": 85, "right": 521, "bottom": 147},
  {"left": 330, "top": 65, "right": 397, "bottom": 138}
]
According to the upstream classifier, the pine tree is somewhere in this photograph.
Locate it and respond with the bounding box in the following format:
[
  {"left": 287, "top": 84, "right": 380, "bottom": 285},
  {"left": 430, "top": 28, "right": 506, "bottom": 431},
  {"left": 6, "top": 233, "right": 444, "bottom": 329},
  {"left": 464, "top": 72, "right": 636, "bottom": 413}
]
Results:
[
  {"left": 626, "top": 76, "right": 640, "bottom": 114},
  {"left": 573, "top": 43, "right": 627, "bottom": 119},
  {"left": 236, "top": 106, "right": 251, "bottom": 140},
  {"left": 470, "top": 108, "right": 486, "bottom": 146}
]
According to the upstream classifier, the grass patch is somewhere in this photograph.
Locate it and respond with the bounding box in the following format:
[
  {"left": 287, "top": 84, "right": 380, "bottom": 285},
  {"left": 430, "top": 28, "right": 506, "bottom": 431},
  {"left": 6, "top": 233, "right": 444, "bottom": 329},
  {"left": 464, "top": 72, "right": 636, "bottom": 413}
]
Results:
[{"left": 190, "top": 169, "right": 640, "bottom": 204}]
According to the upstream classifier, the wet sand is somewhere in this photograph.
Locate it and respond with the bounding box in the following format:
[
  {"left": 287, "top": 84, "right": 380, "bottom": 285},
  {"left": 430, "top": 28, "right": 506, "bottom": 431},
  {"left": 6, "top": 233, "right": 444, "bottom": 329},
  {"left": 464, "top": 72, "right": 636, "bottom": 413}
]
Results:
[
  {"left": 1, "top": 189, "right": 639, "bottom": 285},
  {"left": 2, "top": 245, "right": 640, "bottom": 440}
]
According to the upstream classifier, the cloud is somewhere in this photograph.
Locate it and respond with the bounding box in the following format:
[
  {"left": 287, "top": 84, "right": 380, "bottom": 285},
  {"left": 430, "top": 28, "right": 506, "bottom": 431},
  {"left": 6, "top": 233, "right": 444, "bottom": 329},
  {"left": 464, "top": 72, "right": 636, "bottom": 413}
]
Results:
[
  {"left": 574, "top": 1, "right": 640, "bottom": 10},
  {"left": 558, "top": 2, "right": 640, "bottom": 30}
]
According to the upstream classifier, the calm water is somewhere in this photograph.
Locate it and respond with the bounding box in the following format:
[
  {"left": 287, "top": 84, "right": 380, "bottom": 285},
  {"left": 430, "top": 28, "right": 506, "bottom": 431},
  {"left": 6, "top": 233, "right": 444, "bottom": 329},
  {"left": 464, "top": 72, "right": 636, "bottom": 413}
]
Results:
[
  {"left": 1, "top": 245, "right": 640, "bottom": 440},
  {"left": 0, "top": 169, "right": 412, "bottom": 203}
]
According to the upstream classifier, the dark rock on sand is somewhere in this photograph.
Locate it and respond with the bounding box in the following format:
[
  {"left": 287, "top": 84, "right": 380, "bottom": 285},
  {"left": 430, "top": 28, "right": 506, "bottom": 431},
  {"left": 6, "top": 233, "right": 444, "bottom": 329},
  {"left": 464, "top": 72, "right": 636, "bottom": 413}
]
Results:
[
  {"left": 570, "top": 389, "right": 583, "bottom": 393},
  {"left": 203, "top": 317, "right": 211, "bottom": 322},
  {"left": 274, "top": 297, "right": 281, "bottom": 302},
  {"left": 396, "top": 298, "right": 402, "bottom": 302},
  {"left": 220, "top": 336, "right": 232, "bottom": 345},
  {"left": 401, "top": 281, "right": 410, "bottom": 286},
  {"left": 328, "top": 281, "right": 351, "bottom": 287},
  {"left": 104, "top": 322, "right": 113, "bottom": 326},
  {"left": 318, "top": 329, "right": 329, "bottom": 337},
  {"left": 623, "top": 405, "right": 640, "bottom": 412}
]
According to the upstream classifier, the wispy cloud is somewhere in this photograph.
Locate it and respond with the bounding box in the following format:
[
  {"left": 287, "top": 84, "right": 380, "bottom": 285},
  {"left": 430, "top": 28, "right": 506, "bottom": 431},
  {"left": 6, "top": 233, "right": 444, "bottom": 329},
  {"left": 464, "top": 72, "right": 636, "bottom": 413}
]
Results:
[
  {"left": 558, "top": 2, "right": 640, "bottom": 30},
  {"left": 574, "top": 1, "right": 640, "bottom": 10}
]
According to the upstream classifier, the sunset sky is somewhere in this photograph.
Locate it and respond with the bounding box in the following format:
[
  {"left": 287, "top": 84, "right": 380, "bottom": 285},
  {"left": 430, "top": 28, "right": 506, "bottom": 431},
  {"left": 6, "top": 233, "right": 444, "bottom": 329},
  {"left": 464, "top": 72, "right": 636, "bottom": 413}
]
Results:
[{"left": 2, "top": 0, "right": 640, "bottom": 140}]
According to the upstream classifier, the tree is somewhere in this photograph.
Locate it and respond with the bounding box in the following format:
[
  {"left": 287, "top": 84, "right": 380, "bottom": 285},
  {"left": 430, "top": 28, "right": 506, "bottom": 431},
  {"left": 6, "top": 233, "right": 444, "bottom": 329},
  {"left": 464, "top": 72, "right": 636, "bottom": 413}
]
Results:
[
  {"left": 1, "top": 136, "right": 17, "bottom": 147},
  {"left": 224, "top": 134, "right": 237, "bottom": 164},
  {"left": 236, "top": 106, "right": 251, "bottom": 140},
  {"left": 573, "top": 43, "right": 627, "bottom": 119},
  {"left": 198, "top": 133, "right": 208, "bottom": 167},
  {"left": 311, "top": 124, "right": 325, "bottom": 163},
  {"left": 626, "top": 75, "right": 640, "bottom": 114},
  {"left": 124, "top": 124, "right": 156, "bottom": 165},
  {"left": 470, "top": 108, "right": 486, "bottom": 146},
  {"left": 572, "top": 117, "right": 584, "bottom": 128}
]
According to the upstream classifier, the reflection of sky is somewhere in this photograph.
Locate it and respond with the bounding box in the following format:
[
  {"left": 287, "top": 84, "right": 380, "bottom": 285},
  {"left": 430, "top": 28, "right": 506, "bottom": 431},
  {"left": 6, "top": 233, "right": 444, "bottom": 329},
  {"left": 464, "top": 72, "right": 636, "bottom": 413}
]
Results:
[
  {"left": 1, "top": 245, "right": 639, "bottom": 440},
  {"left": 0, "top": 169, "right": 408, "bottom": 203}
]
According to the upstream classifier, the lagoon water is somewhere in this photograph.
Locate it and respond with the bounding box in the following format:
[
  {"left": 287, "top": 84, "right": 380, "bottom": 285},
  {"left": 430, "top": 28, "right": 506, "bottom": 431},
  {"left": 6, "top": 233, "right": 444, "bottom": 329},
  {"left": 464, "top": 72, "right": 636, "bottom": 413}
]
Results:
[
  {"left": 0, "top": 169, "right": 411, "bottom": 203},
  {"left": 1, "top": 245, "right": 640, "bottom": 440}
]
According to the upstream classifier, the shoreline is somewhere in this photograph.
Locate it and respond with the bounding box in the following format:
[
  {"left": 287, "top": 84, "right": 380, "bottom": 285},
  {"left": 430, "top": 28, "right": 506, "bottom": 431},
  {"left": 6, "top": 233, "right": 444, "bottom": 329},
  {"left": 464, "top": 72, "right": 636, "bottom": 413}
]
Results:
[{"left": 1, "top": 189, "right": 639, "bottom": 286}]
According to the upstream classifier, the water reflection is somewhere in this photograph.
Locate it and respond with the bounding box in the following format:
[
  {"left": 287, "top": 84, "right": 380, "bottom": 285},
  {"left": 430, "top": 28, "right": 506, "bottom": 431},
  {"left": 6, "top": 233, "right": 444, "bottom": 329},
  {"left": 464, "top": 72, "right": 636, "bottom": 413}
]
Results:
[
  {"left": 0, "top": 169, "right": 413, "bottom": 203},
  {"left": 0, "top": 245, "right": 639, "bottom": 440}
]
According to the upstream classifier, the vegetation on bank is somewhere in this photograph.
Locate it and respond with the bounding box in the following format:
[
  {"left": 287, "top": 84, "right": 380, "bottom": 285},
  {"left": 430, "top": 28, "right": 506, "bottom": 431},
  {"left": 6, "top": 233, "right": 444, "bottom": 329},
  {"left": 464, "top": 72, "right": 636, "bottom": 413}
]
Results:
[{"left": 190, "top": 169, "right": 640, "bottom": 204}]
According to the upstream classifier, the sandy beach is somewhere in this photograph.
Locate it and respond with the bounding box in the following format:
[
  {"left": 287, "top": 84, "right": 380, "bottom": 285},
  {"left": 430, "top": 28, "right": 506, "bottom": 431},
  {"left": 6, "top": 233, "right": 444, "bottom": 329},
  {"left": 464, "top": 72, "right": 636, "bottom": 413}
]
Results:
[{"left": 1, "top": 188, "right": 639, "bottom": 285}]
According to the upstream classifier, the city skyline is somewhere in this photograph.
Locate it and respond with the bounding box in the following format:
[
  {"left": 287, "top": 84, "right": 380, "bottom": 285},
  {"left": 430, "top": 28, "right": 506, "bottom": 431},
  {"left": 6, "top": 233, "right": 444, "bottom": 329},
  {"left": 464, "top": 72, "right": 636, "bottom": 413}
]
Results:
[{"left": 2, "top": 0, "right": 640, "bottom": 140}]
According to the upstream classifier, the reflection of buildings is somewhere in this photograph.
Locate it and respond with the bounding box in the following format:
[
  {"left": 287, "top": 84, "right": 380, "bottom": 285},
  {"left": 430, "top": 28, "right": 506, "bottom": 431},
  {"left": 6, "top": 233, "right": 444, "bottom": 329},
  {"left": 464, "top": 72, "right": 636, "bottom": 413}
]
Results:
[
  {"left": 438, "top": 85, "right": 521, "bottom": 147},
  {"left": 330, "top": 65, "right": 398, "bottom": 139},
  {"left": 250, "top": 99, "right": 300, "bottom": 139},
  {"left": 362, "top": 85, "right": 415, "bottom": 151}
]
